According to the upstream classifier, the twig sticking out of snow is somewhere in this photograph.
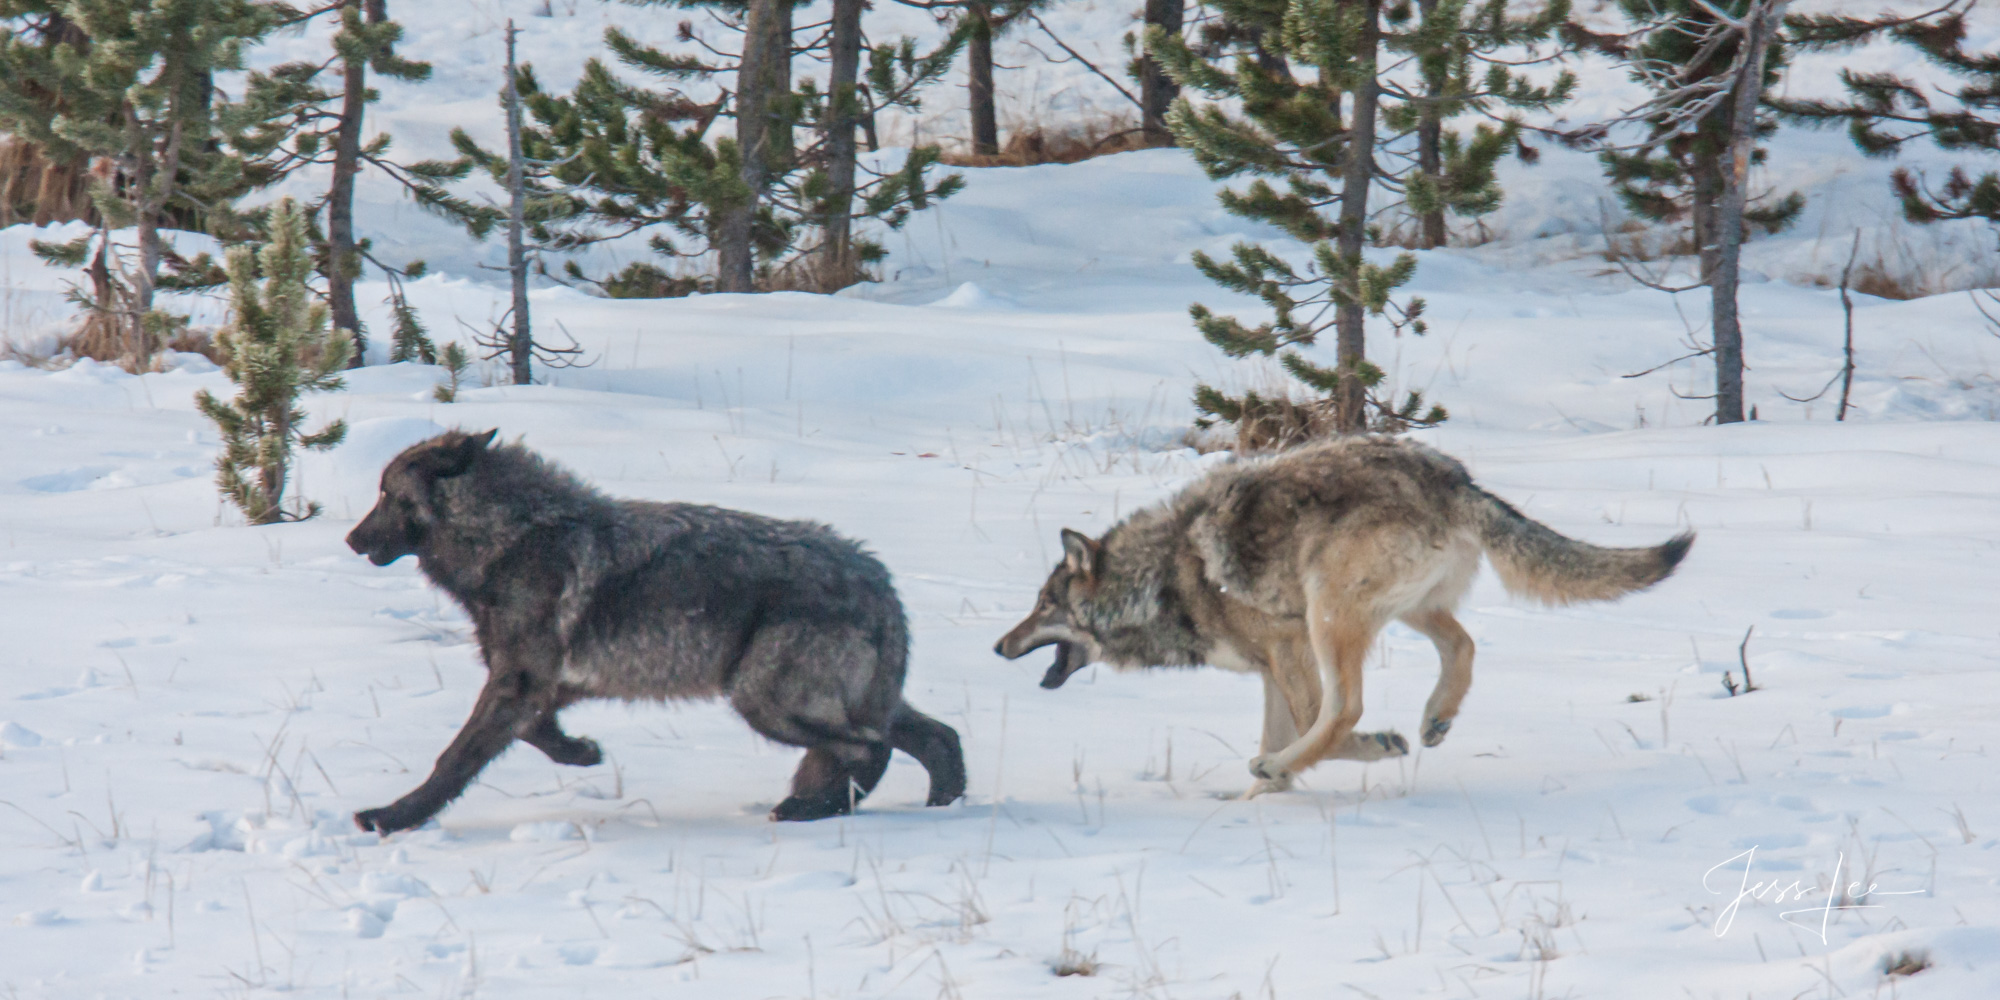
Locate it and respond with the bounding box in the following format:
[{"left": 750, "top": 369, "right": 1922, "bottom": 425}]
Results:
[{"left": 1723, "top": 625, "right": 1759, "bottom": 696}]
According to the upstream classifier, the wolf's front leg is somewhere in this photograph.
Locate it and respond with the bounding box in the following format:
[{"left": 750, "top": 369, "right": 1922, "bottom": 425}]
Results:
[
  {"left": 1249, "top": 601, "right": 1373, "bottom": 780},
  {"left": 522, "top": 708, "right": 603, "bottom": 767},
  {"left": 1242, "top": 669, "right": 1306, "bottom": 796},
  {"left": 355, "top": 670, "right": 543, "bottom": 835}
]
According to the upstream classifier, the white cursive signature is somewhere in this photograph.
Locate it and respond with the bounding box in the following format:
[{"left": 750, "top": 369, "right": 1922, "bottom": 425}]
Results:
[{"left": 1703, "top": 847, "right": 1924, "bottom": 943}]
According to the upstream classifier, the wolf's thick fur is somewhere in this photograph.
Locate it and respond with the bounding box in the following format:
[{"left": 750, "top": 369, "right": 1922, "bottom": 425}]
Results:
[
  {"left": 345, "top": 430, "right": 966, "bottom": 833},
  {"left": 996, "top": 435, "right": 1690, "bottom": 791}
]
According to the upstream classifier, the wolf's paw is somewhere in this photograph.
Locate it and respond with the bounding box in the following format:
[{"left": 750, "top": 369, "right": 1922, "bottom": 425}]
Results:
[
  {"left": 770, "top": 793, "right": 855, "bottom": 823},
  {"left": 354, "top": 803, "right": 431, "bottom": 836},
  {"left": 1247, "top": 754, "right": 1288, "bottom": 781},
  {"left": 1373, "top": 731, "right": 1410, "bottom": 757},
  {"left": 1421, "top": 717, "right": 1452, "bottom": 748},
  {"left": 1238, "top": 774, "right": 1295, "bottom": 799},
  {"left": 545, "top": 736, "right": 603, "bottom": 767}
]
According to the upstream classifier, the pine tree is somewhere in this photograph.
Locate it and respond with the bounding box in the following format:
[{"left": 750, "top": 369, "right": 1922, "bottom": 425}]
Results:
[
  {"left": 194, "top": 198, "right": 352, "bottom": 525},
  {"left": 1400, "top": 0, "right": 1574, "bottom": 248},
  {"left": 227, "top": 0, "right": 450, "bottom": 366},
  {"left": 1152, "top": 0, "right": 1568, "bottom": 437},
  {"left": 0, "top": 10, "right": 92, "bottom": 226},
  {"left": 432, "top": 341, "right": 470, "bottom": 402},
  {"left": 1773, "top": 3, "right": 1998, "bottom": 227},
  {"left": 893, "top": 0, "right": 1041, "bottom": 156},
  {"left": 0, "top": 0, "right": 279, "bottom": 367},
  {"left": 1583, "top": 0, "right": 1790, "bottom": 425},
  {"left": 1133, "top": 0, "right": 1185, "bottom": 143},
  {"left": 444, "top": 5, "right": 960, "bottom": 295},
  {"left": 1594, "top": 0, "right": 1803, "bottom": 275}
]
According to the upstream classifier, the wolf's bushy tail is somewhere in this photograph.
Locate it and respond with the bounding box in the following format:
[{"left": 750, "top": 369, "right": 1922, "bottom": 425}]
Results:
[{"left": 1471, "top": 489, "right": 1693, "bottom": 605}]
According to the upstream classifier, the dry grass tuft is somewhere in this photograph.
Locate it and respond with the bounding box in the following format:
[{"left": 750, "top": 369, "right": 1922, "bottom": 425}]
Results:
[
  {"left": 0, "top": 137, "right": 98, "bottom": 227},
  {"left": 1882, "top": 950, "right": 1932, "bottom": 978},
  {"left": 942, "top": 118, "right": 1168, "bottom": 168},
  {"left": 1846, "top": 259, "right": 1925, "bottom": 301},
  {"left": 163, "top": 326, "right": 225, "bottom": 365},
  {"left": 760, "top": 246, "right": 870, "bottom": 295},
  {"left": 1050, "top": 946, "right": 1100, "bottom": 977}
]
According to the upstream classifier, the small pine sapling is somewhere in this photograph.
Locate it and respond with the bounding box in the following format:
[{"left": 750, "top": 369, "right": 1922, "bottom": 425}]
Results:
[
  {"left": 1150, "top": 0, "right": 1564, "bottom": 442},
  {"left": 385, "top": 262, "right": 437, "bottom": 363},
  {"left": 195, "top": 199, "right": 352, "bottom": 524},
  {"left": 433, "top": 342, "right": 470, "bottom": 402}
]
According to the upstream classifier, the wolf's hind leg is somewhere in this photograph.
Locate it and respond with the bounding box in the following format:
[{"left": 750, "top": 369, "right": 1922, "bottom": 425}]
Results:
[
  {"left": 1402, "top": 608, "right": 1474, "bottom": 748},
  {"left": 521, "top": 709, "right": 603, "bottom": 767},
  {"left": 772, "top": 742, "right": 893, "bottom": 822},
  {"left": 889, "top": 703, "right": 967, "bottom": 807}
]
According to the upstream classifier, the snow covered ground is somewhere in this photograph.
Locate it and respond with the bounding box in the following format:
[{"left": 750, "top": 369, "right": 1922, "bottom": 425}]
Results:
[
  {"left": 7, "top": 2, "right": 2000, "bottom": 996},
  {"left": 6, "top": 146, "right": 2000, "bottom": 998}
]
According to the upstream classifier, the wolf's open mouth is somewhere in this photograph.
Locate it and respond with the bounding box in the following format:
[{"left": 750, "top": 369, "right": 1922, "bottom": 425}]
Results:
[{"left": 1038, "top": 641, "right": 1085, "bottom": 689}]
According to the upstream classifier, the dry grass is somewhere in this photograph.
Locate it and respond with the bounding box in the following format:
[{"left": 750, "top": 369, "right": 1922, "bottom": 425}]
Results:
[
  {"left": 1049, "top": 945, "right": 1099, "bottom": 977},
  {"left": 1375, "top": 214, "right": 1501, "bottom": 250},
  {"left": 1840, "top": 262, "right": 1920, "bottom": 300},
  {"left": 1225, "top": 391, "right": 1340, "bottom": 453},
  {"left": 1601, "top": 216, "right": 1700, "bottom": 265},
  {"left": 163, "top": 326, "right": 225, "bottom": 365},
  {"left": 1882, "top": 949, "right": 1931, "bottom": 978},
  {"left": 0, "top": 138, "right": 98, "bottom": 227},
  {"left": 62, "top": 311, "right": 138, "bottom": 367},
  {"left": 941, "top": 118, "right": 1168, "bottom": 168},
  {"left": 760, "top": 246, "right": 870, "bottom": 295}
]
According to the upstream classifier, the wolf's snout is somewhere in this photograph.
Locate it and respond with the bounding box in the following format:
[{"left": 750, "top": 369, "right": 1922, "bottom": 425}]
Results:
[{"left": 993, "top": 624, "right": 1045, "bottom": 660}]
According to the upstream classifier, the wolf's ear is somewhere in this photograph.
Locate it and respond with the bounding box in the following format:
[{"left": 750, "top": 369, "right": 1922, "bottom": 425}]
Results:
[
  {"left": 423, "top": 429, "right": 497, "bottom": 479},
  {"left": 1059, "top": 528, "right": 1101, "bottom": 578}
]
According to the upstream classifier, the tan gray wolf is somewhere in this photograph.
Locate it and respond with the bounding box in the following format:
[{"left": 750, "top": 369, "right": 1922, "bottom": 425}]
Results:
[
  {"left": 995, "top": 435, "right": 1690, "bottom": 793},
  {"left": 344, "top": 430, "right": 966, "bottom": 832}
]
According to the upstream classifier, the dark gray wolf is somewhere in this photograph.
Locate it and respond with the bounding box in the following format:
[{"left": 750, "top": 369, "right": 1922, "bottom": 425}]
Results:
[
  {"left": 344, "top": 430, "right": 965, "bottom": 832},
  {"left": 995, "top": 435, "right": 1690, "bottom": 794}
]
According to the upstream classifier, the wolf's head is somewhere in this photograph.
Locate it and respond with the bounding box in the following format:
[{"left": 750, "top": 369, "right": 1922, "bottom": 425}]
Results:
[
  {"left": 994, "top": 528, "right": 1107, "bottom": 689},
  {"left": 346, "top": 429, "right": 498, "bottom": 566}
]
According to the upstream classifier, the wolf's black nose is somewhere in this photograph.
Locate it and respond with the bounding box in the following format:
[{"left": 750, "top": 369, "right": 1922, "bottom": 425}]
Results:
[{"left": 992, "top": 639, "right": 1004, "bottom": 656}]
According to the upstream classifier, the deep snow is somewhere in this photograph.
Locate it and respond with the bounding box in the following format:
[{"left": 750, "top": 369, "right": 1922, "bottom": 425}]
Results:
[{"left": 6, "top": 2, "right": 2000, "bottom": 997}]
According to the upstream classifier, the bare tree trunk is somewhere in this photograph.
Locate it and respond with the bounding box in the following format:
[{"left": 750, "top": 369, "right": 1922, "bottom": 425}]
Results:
[
  {"left": 772, "top": 1, "right": 793, "bottom": 167},
  {"left": 1139, "top": 0, "right": 1183, "bottom": 144},
  {"left": 821, "top": 0, "right": 864, "bottom": 288},
  {"left": 1709, "top": 0, "right": 1786, "bottom": 425},
  {"left": 1416, "top": 117, "right": 1444, "bottom": 249},
  {"left": 1332, "top": 0, "right": 1381, "bottom": 433},
  {"left": 503, "top": 21, "right": 532, "bottom": 386},
  {"left": 1415, "top": 0, "right": 1445, "bottom": 249},
  {"left": 1837, "top": 230, "right": 1859, "bottom": 421},
  {"left": 1691, "top": 138, "right": 1723, "bottom": 277},
  {"left": 260, "top": 409, "right": 291, "bottom": 524},
  {"left": 719, "top": 0, "right": 786, "bottom": 292},
  {"left": 967, "top": 3, "right": 999, "bottom": 156},
  {"left": 327, "top": 0, "right": 386, "bottom": 367},
  {"left": 130, "top": 115, "right": 183, "bottom": 368},
  {"left": 87, "top": 231, "right": 113, "bottom": 316}
]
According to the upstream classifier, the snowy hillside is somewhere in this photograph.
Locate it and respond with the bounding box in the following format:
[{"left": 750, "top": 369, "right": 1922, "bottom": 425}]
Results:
[{"left": 6, "top": 2, "right": 2000, "bottom": 998}]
